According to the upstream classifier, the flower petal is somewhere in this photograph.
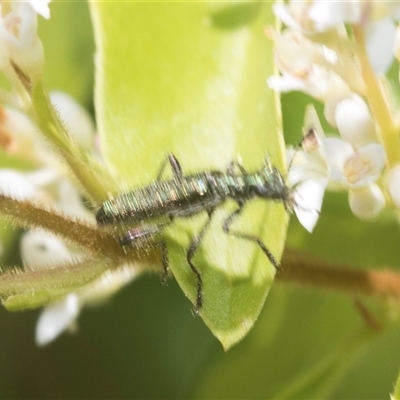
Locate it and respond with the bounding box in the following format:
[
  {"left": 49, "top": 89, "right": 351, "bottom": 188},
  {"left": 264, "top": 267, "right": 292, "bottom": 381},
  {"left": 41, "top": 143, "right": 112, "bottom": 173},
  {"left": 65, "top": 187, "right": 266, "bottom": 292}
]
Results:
[
  {"left": 308, "top": 2, "right": 361, "bottom": 31},
  {"left": 267, "top": 75, "right": 307, "bottom": 93},
  {"left": 366, "top": 19, "right": 396, "bottom": 75},
  {"left": 57, "top": 179, "right": 94, "bottom": 221},
  {"left": 294, "top": 177, "right": 328, "bottom": 232},
  {"left": 272, "top": 3, "right": 303, "bottom": 31},
  {"left": 28, "top": 0, "right": 51, "bottom": 19},
  {"left": 4, "top": 4, "right": 44, "bottom": 78},
  {"left": 35, "top": 294, "right": 80, "bottom": 346},
  {"left": 348, "top": 184, "right": 385, "bottom": 220},
  {"left": 0, "top": 169, "right": 36, "bottom": 200},
  {"left": 78, "top": 266, "right": 140, "bottom": 306},
  {"left": 322, "top": 137, "right": 354, "bottom": 185},
  {"left": 334, "top": 95, "right": 377, "bottom": 148},
  {"left": 20, "top": 230, "right": 74, "bottom": 270},
  {"left": 350, "top": 143, "right": 386, "bottom": 186},
  {"left": 304, "top": 104, "right": 326, "bottom": 139}
]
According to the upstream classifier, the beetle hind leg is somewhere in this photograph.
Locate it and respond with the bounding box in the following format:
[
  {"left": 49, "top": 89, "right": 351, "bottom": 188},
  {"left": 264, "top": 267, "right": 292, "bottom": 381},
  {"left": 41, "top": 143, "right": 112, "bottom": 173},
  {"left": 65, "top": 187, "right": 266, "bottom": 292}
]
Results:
[
  {"left": 222, "top": 205, "right": 279, "bottom": 270},
  {"left": 186, "top": 209, "right": 215, "bottom": 314}
]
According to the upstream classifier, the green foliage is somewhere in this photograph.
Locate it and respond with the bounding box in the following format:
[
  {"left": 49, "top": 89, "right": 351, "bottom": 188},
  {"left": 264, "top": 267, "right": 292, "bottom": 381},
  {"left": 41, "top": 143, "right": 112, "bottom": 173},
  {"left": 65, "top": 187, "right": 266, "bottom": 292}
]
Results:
[
  {"left": 1, "top": 257, "right": 109, "bottom": 311},
  {"left": 0, "top": 2, "right": 400, "bottom": 400},
  {"left": 90, "top": 1, "right": 286, "bottom": 349}
]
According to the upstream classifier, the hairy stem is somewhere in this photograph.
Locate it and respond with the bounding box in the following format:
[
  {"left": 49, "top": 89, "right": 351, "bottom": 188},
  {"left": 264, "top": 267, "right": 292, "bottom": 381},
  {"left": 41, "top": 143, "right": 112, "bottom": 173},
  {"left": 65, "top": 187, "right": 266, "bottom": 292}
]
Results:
[
  {"left": 0, "top": 194, "right": 164, "bottom": 271},
  {"left": 30, "top": 79, "right": 116, "bottom": 203},
  {"left": 279, "top": 248, "right": 400, "bottom": 299},
  {"left": 0, "top": 194, "right": 122, "bottom": 257}
]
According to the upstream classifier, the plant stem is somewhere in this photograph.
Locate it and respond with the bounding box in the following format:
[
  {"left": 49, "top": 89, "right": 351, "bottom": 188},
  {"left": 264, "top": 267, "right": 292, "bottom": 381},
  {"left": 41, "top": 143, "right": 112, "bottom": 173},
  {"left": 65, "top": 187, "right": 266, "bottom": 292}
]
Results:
[
  {"left": 30, "top": 80, "right": 115, "bottom": 203},
  {"left": 279, "top": 248, "right": 400, "bottom": 299},
  {"left": 352, "top": 25, "right": 400, "bottom": 167},
  {"left": 0, "top": 194, "right": 161, "bottom": 272}
]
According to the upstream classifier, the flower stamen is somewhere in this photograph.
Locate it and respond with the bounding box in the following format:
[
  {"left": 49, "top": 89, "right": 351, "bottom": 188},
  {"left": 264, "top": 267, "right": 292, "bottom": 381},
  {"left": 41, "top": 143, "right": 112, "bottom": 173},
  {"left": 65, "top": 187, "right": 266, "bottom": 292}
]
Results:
[{"left": 344, "top": 153, "right": 374, "bottom": 184}]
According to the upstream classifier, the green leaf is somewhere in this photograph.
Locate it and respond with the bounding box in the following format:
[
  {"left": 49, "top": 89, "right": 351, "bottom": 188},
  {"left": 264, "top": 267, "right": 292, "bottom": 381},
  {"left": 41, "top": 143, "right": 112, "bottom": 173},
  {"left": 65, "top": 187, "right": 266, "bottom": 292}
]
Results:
[
  {"left": 188, "top": 286, "right": 377, "bottom": 399},
  {"left": 0, "top": 257, "right": 111, "bottom": 311},
  {"left": 392, "top": 368, "right": 400, "bottom": 400},
  {"left": 90, "top": 2, "right": 286, "bottom": 349}
]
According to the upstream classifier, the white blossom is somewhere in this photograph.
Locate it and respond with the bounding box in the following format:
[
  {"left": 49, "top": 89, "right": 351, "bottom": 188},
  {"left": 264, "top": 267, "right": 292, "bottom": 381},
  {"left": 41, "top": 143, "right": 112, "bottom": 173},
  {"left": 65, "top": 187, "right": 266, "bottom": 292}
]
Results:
[
  {"left": 0, "top": 2, "right": 44, "bottom": 80},
  {"left": 0, "top": 86, "right": 140, "bottom": 345},
  {"left": 21, "top": 229, "right": 76, "bottom": 269},
  {"left": 288, "top": 109, "right": 329, "bottom": 232},
  {"left": 270, "top": 0, "right": 393, "bottom": 222},
  {"left": 272, "top": 0, "right": 400, "bottom": 78},
  {"left": 18, "top": 176, "right": 139, "bottom": 346},
  {"left": 35, "top": 266, "right": 140, "bottom": 346},
  {"left": 365, "top": 18, "right": 397, "bottom": 75},
  {"left": 288, "top": 105, "right": 386, "bottom": 222},
  {"left": 27, "top": 0, "right": 51, "bottom": 20},
  {"left": 0, "top": 169, "right": 36, "bottom": 200},
  {"left": 0, "top": 89, "right": 139, "bottom": 346},
  {"left": 324, "top": 95, "right": 378, "bottom": 147},
  {"left": 0, "top": 107, "right": 52, "bottom": 165},
  {"left": 348, "top": 184, "right": 385, "bottom": 220},
  {"left": 267, "top": 30, "right": 361, "bottom": 101},
  {"left": 293, "top": 177, "right": 327, "bottom": 233},
  {"left": 35, "top": 294, "right": 80, "bottom": 346}
]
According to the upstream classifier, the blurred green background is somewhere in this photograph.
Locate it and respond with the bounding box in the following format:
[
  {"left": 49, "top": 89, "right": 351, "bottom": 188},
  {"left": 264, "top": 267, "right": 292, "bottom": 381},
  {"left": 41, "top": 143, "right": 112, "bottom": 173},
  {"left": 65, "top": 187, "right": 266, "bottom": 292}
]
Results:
[{"left": 1, "top": 1, "right": 400, "bottom": 399}]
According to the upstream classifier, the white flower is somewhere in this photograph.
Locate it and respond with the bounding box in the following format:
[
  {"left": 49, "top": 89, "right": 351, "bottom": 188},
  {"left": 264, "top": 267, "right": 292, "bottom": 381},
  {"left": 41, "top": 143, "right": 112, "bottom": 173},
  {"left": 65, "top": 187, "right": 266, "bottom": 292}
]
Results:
[
  {"left": 307, "top": 2, "right": 361, "bottom": 30},
  {"left": 28, "top": 0, "right": 51, "bottom": 20},
  {"left": 56, "top": 179, "right": 93, "bottom": 221},
  {"left": 0, "top": 85, "right": 139, "bottom": 346},
  {"left": 35, "top": 266, "right": 139, "bottom": 346},
  {"left": 325, "top": 96, "right": 385, "bottom": 215},
  {"left": 0, "top": 90, "right": 96, "bottom": 168},
  {"left": 0, "top": 106, "right": 51, "bottom": 165},
  {"left": 0, "top": 169, "right": 37, "bottom": 200},
  {"left": 0, "top": 1, "right": 51, "bottom": 85},
  {"left": 324, "top": 129, "right": 385, "bottom": 221},
  {"left": 324, "top": 95, "right": 378, "bottom": 147},
  {"left": 288, "top": 129, "right": 329, "bottom": 233},
  {"left": 21, "top": 229, "right": 77, "bottom": 269},
  {"left": 288, "top": 106, "right": 331, "bottom": 232},
  {"left": 348, "top": 184, "right": 385, "bottom": 220},
  {"left": 1, "top": 3, "right": 44, "bottom": 80},
  {"left": 289, "top": 104, "right": 386, "bottom": 222},
  {"left": 22, "top": 177, "right": 139, "bottom": 347},
  {"left": 293, "top": 177, "right": 327, "bottom": 233},
  {"left": 35, "top": 293, "right": 79, "bottom": 346},
  {"left": 274, "top": 1, "right": 400, "bottom": 34},
  {"left": 14, "top": 174, "right": 138, "bottom": 346},
  {"left": 326, "top": 139, "right": 385, "bottom": 191},
  {"left": 267, "top": 30, "right": 362, "bottom": 101},
  {"left": 306, "top": 2, "right": 400, "bottom": 32},
  {"left": 267, "top": 65, "right": 352, "bottom": 104},
  {"left": 273, "top": 1, "right": 400, "bottom": 75},
  {"left": 365, "top": 18, "right": 397, "bottom": 75}
]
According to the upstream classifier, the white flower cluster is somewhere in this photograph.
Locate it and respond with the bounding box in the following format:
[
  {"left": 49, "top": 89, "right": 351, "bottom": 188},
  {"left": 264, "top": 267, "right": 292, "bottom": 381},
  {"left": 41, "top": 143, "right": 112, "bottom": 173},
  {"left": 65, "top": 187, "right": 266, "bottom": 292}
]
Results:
[
  {"left": 0, "top": 0, "right": 50, "bottom": 99},
  {"left": 0, "top": 91, "right": 132, "bottom": 346},
  {"left": 0, "top": 92, "right": 140, "bottom": 346},
  {"left": 268, "top": 1, "right": 400, "bottom": 223},
  {"left": 0, "top": 2, "right": 140, "bottom": 346}
]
